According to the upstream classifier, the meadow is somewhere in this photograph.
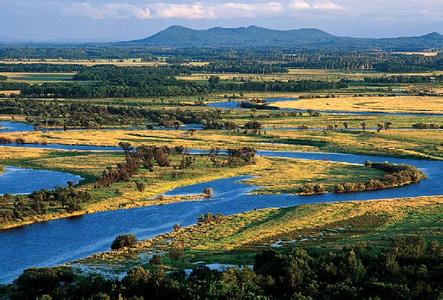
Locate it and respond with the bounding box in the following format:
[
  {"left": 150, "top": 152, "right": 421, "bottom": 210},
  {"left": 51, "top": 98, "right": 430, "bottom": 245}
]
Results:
[
  {"left": 79, "top": 196, "right": 443, "bottom": 272},
  {"left": 0, "top": 60, "right": 442, "bottom": 297},
  {"left": 0, "top": 72, "right": 75, "bottom": 83},
  {"left": 274, "top": 95, "right": 443, "bottom": 114},
  {"left": 0, "top": 144, "right": 393, "bottom": 229}
]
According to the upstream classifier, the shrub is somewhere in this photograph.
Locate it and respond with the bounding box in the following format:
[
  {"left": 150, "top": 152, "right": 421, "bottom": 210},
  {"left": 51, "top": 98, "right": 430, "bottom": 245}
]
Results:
[
  {"left": 149, "top": 255, "right": 162, "bottom": 266},
  {"left": 203, "top": 188, "right": 214, "bottom": 198},
  {"left": 197, "top": 212, "right": 224, "bottom": 225},
  {"left": 298, "top": 183, "right": 326, "bottom": 195},
  {"left": 135, "top": 181, "right": 145, "bottom": 192},
  {"left": 111, "top": 234, "right": 137, "bottom": 250},
  {"left": 169, "top": 245, "right": 184, "bottom": 261},
  {"left": 334, "top": 161, "right": 425, "bottom": 194}
]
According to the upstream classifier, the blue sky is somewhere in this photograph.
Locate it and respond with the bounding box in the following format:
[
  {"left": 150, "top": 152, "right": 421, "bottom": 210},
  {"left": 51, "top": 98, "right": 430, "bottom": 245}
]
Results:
[{"left": 1, "top": 0, "right": 442, "bottom": 41}]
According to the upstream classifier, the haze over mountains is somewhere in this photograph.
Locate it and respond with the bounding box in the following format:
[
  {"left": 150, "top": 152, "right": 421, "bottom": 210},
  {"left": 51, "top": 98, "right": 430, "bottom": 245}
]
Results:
[{"left": 124, "top": 25, "right": 443, "bottom": 50}]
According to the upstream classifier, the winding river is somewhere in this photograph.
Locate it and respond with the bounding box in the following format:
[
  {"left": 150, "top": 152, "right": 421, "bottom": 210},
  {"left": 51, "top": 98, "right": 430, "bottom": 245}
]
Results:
[
  {"left": 0, "top": 144, "right": 442, "bottom": 283},
  {"left": 0, "top": 115, "right": 442, "bottom": 283}
]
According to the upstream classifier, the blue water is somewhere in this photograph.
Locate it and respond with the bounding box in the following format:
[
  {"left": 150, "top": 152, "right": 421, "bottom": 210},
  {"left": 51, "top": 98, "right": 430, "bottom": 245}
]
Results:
[
  {"left": 0, "top": 149, "right": 441, "bottom": 283},
  {"left": 0, "top": 166, "right": 83, "bottom": 195},
  {"left": 207, "top": 97, "right": 297, "bottom": 109},
  {"left": 0, "top": 143, "right": 122, "bottom": 152},
  {"left": 153, "top": 124, "right": 203, "bottom": 131},
  {"left": 207, "top": 97, "right": 443, "bottom": 117},
  {"left": 0, "top": 121, "right": 203, "bottom": 134},
  {"left": 0, "top": 121, "right": 35, "bottom": 133}
]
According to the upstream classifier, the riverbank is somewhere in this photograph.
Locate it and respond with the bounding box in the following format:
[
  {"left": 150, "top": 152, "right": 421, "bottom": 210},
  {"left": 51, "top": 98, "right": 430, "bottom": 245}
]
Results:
[
  {"left": 0, "top": 155, "right": 271, "bottom": 230},
  {"left": 77, "top": 195, "right": 443, "bottom": 273},
  {"left": 0, "top": 142, "right": 436, "bottom": 231},
  {"left": 1, "top": 126, "right": 442, "bottom": 160},
  {"left": 1, "top": 152, "right": 395, "bottom": 230}
]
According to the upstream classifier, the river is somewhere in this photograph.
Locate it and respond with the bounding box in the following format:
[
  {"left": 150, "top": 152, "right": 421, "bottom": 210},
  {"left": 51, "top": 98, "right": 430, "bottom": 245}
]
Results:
[{"left": 0, "top": 147, "right": 441, "bottom": 283}]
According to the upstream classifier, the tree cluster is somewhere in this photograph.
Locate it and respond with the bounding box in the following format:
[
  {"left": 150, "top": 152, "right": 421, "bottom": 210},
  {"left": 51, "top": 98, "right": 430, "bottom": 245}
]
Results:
[
  {"left": 5, "top": 236, "right": 441, "bottom": 299},
  {"left": 0, "top": 183, "right": 90, "bottom": 224},
  {"left": 335, "top": 161, "right": 426, "bottom": 193}
]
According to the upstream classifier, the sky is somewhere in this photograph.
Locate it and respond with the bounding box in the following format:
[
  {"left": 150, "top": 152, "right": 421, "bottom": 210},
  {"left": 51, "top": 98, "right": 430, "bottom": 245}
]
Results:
[{"left": 0, "top": 0, "right": 442, "bottom": 42}]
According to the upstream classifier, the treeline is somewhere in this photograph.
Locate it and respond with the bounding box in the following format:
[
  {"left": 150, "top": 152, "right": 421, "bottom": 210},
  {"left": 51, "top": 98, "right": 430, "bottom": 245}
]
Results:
[
  {"left": 208, "top": 147, "right": 256, "bottom": 167},
  {"left": 363, "top": 75, "right": 443, "bottom": 84},
  {"left": 283, "top": 52, "right": 443, "bottom": 72},
  {"left": 412, "top": 123, "right": 443, "bottom": 129},
  {"left": 373, "top": 54, "right": 443, "bottom": 72},
  {"left": 0, "top": 99, "right": 222, "bottom": 128},
  {"left": 0, "top": 75, "right": 6, "bottom": 81},
  {"left": 0, "top": 64, "right": 347, "bottom": 98},
  {"left": 0, "top": 61, "right": 288, "bottom": 75},
  {"left": 0, "top": 63, "right": 87, "bottom": 73},
  {"left": 3, "top": 236, "right": 441, "bottom": 299},
  {"left": 334, "top": 161, "right": 425, "bottom": 193},
  {"left": 211, "top": 79, "right": 346, "bottom": 92},
  {"left": 95, "top": 145, "right": 257, "bottom": 188},
  {"left": 0, "top": 183, "right": 90, "bottom": 225},
  {"left": 190, "top": 61, "right": 289, "bottom": 74},
  {"left": 95, "top": 145, "right": 178, "bottom": 188}
]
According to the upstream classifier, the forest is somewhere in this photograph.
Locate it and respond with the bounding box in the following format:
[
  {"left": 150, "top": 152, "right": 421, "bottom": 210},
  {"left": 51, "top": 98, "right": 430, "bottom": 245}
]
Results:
[{"left": 1, "top": 235, "right": 441, "bottom": 299}]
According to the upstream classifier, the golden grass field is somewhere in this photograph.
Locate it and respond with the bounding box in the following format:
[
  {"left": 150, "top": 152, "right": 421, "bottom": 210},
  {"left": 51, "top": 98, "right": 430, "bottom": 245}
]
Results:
[
  {"left": 246, "top": 158, "right": 385, "bottom": 194},
  {"left": 178, "top": 69, "right": 443, "bottom": 82},
  {"left": 81, "top": 195, "right": 443, "bottom": 268},
  {"left": 0, "top": 90, "right": 20, "bottom": 96},
  {"left": 0, "top": 59, "right": 208, "bottom": 67},
  {"left": 274, "top": 95, "right": 443, "bottom": 114},
  {"left": 1, "top": 123, "right": 441, "bottom": 160}
]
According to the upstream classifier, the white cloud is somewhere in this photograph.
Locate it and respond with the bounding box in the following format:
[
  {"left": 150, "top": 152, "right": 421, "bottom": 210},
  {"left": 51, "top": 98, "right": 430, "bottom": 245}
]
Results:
[
  {"left": 289, "top": 1, "right": 311, "bottom": 10},
  {"left": 70, "top": 2, "right": 152, "bottom": 19},
  {"left": 289, "top": 1, "right": 345, "bottom": 11},
  {"left": 69, "top": 1, "right": 284, "bottom": 20},
  {"left": 312, "top": 1, "right": 344, "bottom": 10}
]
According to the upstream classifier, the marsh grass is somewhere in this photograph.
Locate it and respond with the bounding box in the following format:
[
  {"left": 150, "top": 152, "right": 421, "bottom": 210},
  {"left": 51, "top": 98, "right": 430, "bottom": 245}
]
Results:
[{"left": 80, "top": 196, "right": 442, "bottom": 271}]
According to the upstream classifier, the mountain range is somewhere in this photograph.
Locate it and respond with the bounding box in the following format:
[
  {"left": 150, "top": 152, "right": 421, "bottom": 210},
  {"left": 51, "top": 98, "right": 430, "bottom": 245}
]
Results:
[{"left": 123, "top": 25, "right": 443, "bottom": 50}]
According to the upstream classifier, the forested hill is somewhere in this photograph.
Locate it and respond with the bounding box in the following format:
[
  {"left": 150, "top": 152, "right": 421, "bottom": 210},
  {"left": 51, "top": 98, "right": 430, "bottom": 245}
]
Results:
[{"left": 123, "top": 25, "right": 443, "bottom": 50}]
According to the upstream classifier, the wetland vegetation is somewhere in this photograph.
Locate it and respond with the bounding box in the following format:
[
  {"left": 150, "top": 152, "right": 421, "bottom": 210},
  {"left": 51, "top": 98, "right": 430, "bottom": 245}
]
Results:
[{"left": 0, "top": 40, "right": 442, "bottom": 299}]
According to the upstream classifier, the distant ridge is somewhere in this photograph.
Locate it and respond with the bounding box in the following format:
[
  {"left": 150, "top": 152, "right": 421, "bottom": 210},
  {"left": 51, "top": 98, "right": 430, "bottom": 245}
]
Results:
[{"left": 122, "top": 25, "right": 443, "bottom": 50}]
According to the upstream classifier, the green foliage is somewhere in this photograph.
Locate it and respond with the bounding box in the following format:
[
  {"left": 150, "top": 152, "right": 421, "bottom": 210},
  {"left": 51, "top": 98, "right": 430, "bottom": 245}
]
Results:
[
  {"left": 111, "top": 234, "right": 137, "bottom": 250},
  {"left": 6, "top": 236, "right": 441, "bottom": 299},
  {"left": 335, "top": 161, "right": 426, "bottom": 193},
  {"left": 0, "top": 183, "right": 90, "bottom": 224}
]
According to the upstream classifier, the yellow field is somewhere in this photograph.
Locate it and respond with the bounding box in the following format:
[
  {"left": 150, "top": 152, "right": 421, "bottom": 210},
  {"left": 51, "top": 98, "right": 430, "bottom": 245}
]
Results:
[
  {"left": 0, "top": 59, "right": 208, "bottom": 67},
  {"left": 82, "top": 196, "right": 443, "bottom": 265},
  {"left": 246, "top": 158, "right": 384, "bottom": 194},
  {"left": 179, "top": 68, "right": 443, "bottom": 82},
  {"left": 1, "top": 123, "right": 442, "bottom": 160},
  {"left": 0, "top": 146, "right": 48, "bottom": 160},
  {"left": 0, "top": 90, "right": 20, "bottom": 96},
  {"left": 274, "top": 95, "right": 443, "bottom": 114}
]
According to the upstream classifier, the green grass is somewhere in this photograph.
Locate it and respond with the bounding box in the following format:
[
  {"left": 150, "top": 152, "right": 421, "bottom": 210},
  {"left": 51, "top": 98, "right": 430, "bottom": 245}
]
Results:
[{"left": 77, "top": 197, "right": 442, "bottom": 274}]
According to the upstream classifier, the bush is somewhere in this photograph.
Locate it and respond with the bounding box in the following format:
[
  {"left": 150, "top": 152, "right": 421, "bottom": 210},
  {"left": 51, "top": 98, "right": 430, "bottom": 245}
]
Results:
[
  {"left": 111, "top": 234, "right": 137, "bottom": 250},
  {"left": 298, "top": 183, "right": 325, "bottom": 195},
  {"left": 334, "top": 161, "right": 425, "bottom": 194},
  {"left": 202, "top": 188, "right": 214, "bottom": 198},
  {"left": 135, "top": 181, "right": 145, "bottom": 192},
  {"left": 169, "top": 245, "right": 184, "bottom": 261}
]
